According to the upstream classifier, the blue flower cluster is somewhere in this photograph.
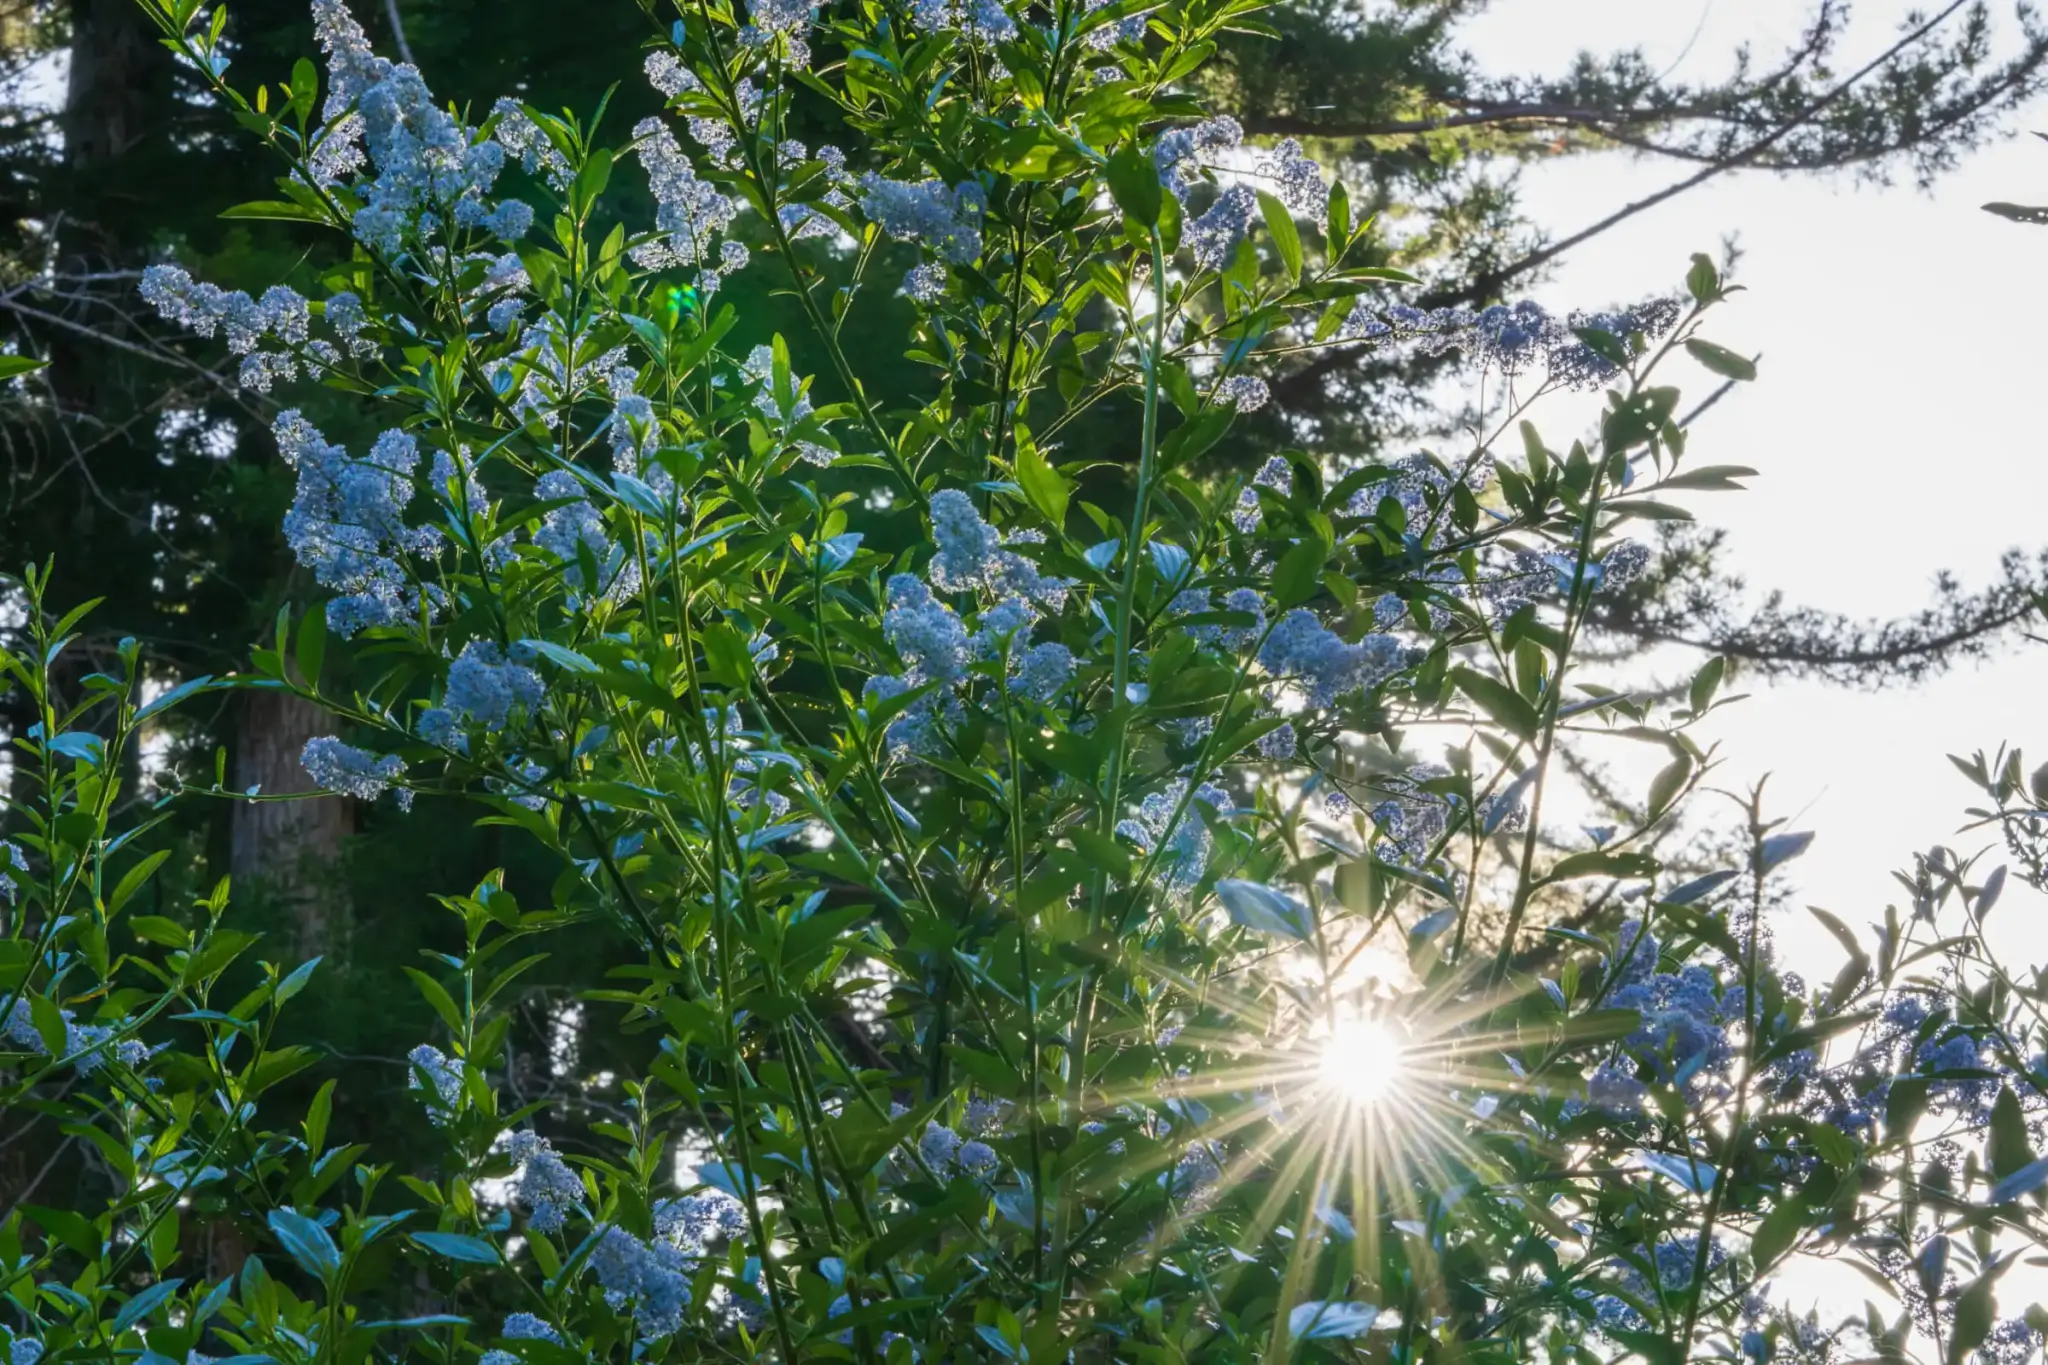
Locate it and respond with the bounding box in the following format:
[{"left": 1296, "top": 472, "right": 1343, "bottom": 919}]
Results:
[
  {"left": 1258, "top": 608, "right": 1402, "bottom": 708},
  {"left": 864, "top": 492, "right": 1075, "bottom": 756},
  {"left": 507, "top": 1129, "right": 584, "bottom": 1232},
  {"left": 1367, "top": 763, "right": 1525, "bottom": 872},
  {"left": 309, "top": 0, "right": 531, "bottom": 253},
  {"left": 627, "top": 116, "right": 743, "bottom": 285},
  {"left": 1603, "top": 924, "right": 1742, "bottom": 1094},
  {"left": 1343, "top": 296, "right": 1685, "bottom": 390},
  {"left": 273, "top": 411, "right": 443, "bottom": 637},
  {"left": 139, "top": 268, "right": 322, "bottom": 392},
  {"left": 0, "top": 841, "right": 23, "bottom": 903},
  {"left": 4, "top": 998, "right": 148, "bottom": 1075},
  {"left": 300, "top": 736, "right": 409, "bottom": 806},
  {"left": 589, "top": 1225, "right": 693, "bottom": 1339},
  {"left": 1114, "top": 779, "right": 1232, "bottom": 897},
  {"left": 406, "top": 1043, "right": 463, "bottom": 1124},
  {"left": 858, "top": 175, "right": 986, "bottom": 288},
  {"left": 420, "top": 641, "right": 545, "bottom": 752}
]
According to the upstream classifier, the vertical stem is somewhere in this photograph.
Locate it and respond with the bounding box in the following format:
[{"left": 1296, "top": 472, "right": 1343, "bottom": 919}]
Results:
[{"left": 1053, "top": 223, "right": 1167, "bottom": 1301}]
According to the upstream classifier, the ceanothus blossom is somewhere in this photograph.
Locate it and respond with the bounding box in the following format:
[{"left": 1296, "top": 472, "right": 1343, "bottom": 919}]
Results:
[
  {"left": 1155, "top": 117, "right": 1241, "bottom": 201},
  {"left": 301, "top": 736, "right": 409, "bottom": 806},
  {"left": 906, "top": 0, "right": 1017, "bottom": 41},
  {"left": 308, "top": 0, "right": 530, "bottom": 253},
  {"left": 1253, "top": 137, "right": 1327, "bottom": 215},
  {"left": 507, "top": 1129, "right": 583, "bottom": 1232},
  {"left": 1115, "top": 779, "right": 1232, "bottom": 897},
  {"left": 273, "top": 410, "right": 442, "bottom": 636},
  {"left": 858, "top": 175, "right": 985, "bottom": 267},
  {"left": 1257, "top": 608, "right": 1401, "bottom": 708},
  {"left": 419, "top": 641, "right": 545, "bottom": 752},
  {"left": 589, "top": 1225, "right": 692, "bottom": 1339},
  {"left": 140, "top": 267, "right": 321, "bottom": 389},
  {"left": 739, "top": 0, "right": 816, "bottom": 67},
  {"left": 1186, "top": 184, "right": 1257, "bottom": 272},
  {"left": 1218, "top": 375, "right": 1269, "bottom": 411},
  {"left": 406, "top": 1043, "right": 462, "bottom": 1123},
  {"left": 0, "top": 840, "right": 24, "bottom": 902},
  {"left": 627, "top": 117, "right": 742, "bottom": 274}
]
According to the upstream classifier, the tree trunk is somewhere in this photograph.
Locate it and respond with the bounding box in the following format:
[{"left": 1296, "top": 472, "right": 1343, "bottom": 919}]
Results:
[{"left": 230, "top": 688, "right": 353, "bottom": 958}]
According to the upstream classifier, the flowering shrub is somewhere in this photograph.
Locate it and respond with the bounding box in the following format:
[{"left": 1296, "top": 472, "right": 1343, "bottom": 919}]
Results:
[{"left": 3, "top": 0, "right": 2047, "bottom": 1361}]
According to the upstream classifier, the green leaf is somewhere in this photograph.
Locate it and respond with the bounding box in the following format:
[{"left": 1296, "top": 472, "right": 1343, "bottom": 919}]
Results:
[
  {"left": 1686, "top": 252, "right": 1721, "bottom": 302},
  {"left": 1661, "top": 870, "right": 1737, "bottom": 906},
  {"left": 109, "top": 850, "right": 172, "bottom": 914},
  {"left": 289, "top": 56, "right": 318, "bottom": 123},
  {"left": 1948, "top": 1266, "right": 1999, "bottom": 1365},
  {"left": 305, "top": 1078, "right": 337, "bottom": 1153},
  {"left": 268, "top": 1208, "right": 341, "bottom": 1282},
  {"left": 295, "top": 604, "right": 327, "bottom": 687},
  {"left": 0, "top": 355, "right": 47, "bottom": 381},
  {"left": 572, "top": 147, "right": 614, "bottom": 215},
  {"left": 1983, "top": 201, "right": 2048, "bottom": 225},
  {"left": 1015, "top": 441, "right": 1071, "bottom": 529},
  {"left": 410, "top": 1231, "right": 502, "bottom": 1264},
  {"left": 1106, "top": 139, "right": 1161, "bottom": 226},
  {"left": 1749, "top": 1193, "right": 1806, "bottom": 1271},
  {"left": 23, "top": 1204, "right": 99, "bottom": 1260},
  {"left": 1548, "top": 850, "right": 1660, "bottom": 883},
  {"left": 1688, "top": 656, "right": 1726, "bottom": 714},
  {"left": 1989, "top": 1087, "right": 2034, "bottom": 1181},
  {"left": 403, "top": 967, "right": 464, "bottom": 1033},
  {"left": 1684, "top": 338, "right": 1757, "bottom": 381},
  {"left": 1990, "top": 1156, "right": 2048, "bottom": 1204},
  {"left": 113, "top": 1277, "right": 184, "bottom": 1333},
  {"left": 1270, "top": 536, "right": 1329, "bottom": 609},
  {"left": 523, "top": 638, "right": 600, "bottom": 675},
  {"left": 1450, "top": 666, "right": 1539, "bottom": 741},
  {"left": 1257, "top": 191, "right": 1302, "bottom": 283},
  {"left": 220, "top": 199, "right": 333, "bottom": 225}
]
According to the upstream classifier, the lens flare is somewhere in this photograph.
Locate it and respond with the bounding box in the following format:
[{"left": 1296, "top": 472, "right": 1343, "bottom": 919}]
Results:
[{"left": 1318, "top": 1016, "right": 1408, "bottom": 1104}]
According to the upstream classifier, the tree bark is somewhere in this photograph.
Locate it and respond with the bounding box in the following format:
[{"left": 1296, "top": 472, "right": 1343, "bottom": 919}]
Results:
[{"left": 230, "top": 688, "right": 353, "bottom": 958}]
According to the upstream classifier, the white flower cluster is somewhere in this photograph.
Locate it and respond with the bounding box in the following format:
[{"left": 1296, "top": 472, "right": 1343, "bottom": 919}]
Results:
[
  {"left": 273, "top": 410, "right": 442, "bottom": 636},
  {"left": 309, "top": 0, "right": 531, "bottom": 254}
]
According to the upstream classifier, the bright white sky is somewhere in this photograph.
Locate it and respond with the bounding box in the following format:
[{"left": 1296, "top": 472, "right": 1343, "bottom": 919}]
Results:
[
  {"left": 1454, "top": 0, "right": 2048, "bottom": 1328},
  {"left": 1450, "top": 0, "right": 2048, "bottom": 968}
]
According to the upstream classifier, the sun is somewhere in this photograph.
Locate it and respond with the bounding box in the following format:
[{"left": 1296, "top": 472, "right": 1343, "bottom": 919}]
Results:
[{"left": 1317, "top": 1016, "right": 1409, "bottom": 1105}]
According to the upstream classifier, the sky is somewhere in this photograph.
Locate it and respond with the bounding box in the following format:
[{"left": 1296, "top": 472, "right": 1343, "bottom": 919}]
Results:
[
  {"left": 1443, "top": 0, "right": 2048, "bottom": 968},
  {"left": 1444, "top": 0, "right": 2048, "bottom": 1323}
]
